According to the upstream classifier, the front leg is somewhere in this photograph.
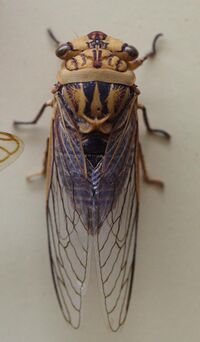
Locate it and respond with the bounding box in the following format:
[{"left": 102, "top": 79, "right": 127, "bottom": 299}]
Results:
[
  {"left": 130, "top": 33, "right": 163, "bottom": 70},
  {"left": 13, "top": 99, "right": 53, "bottom": 126},
  {"left": 47, "top": 28, "right": 60, "bottom": 46},
  {"left": 13, "top": 100, "right": 53, "bottom": 181}
]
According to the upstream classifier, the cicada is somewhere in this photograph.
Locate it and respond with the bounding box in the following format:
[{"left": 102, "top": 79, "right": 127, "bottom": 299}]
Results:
[
  {"left": 14, "top": 30, "right": 170, "bottom": 331},
  {"left": 0, "top": 131, "right": 23, "bottom": 170}
]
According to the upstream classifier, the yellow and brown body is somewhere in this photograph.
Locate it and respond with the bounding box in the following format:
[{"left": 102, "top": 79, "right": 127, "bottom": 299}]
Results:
[
  {"left": 45, "top": 30, "right": 151, "bottom": 331},
  {"left": 56, "top": 31, "right": 142, "bottom": 86}
]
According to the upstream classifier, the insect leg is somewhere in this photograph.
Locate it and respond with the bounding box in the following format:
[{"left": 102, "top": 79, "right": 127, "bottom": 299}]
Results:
[
  {"left": 141, "top": 33, "right": 163, "bottom": 62},
  {"left": 13, "top": 100, "right": 53, "bottom": 126},
  {"left": 26, "top": 137, "right": 49, "bottom": 181},
  {"left": 47, "top": 28, "right": 60, "bottom": 46},
  {"left": 138, "top": 104, "right": 171, "bottom": 139},
  {"left": 130, "top": 33, "right": 163, "bottom": 70},
  {"left": 138, "top": 142, "right": 164, "bottom": 188}
]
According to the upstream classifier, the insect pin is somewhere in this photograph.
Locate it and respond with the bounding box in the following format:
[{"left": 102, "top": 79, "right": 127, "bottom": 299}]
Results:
[{"left": 14, "top": 30, "right": 170, "bottom": 331}]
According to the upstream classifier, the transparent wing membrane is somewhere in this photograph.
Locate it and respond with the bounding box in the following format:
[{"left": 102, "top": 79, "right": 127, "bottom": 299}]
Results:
[
  {"left": 0, "top": 132, "right": 23, "bottom": 170},
  {"left": 95, "top": 156, "right": 139, "bottom": 331},
  {"left": 46, "top": 86, "right": 139, "bottom": 330}
]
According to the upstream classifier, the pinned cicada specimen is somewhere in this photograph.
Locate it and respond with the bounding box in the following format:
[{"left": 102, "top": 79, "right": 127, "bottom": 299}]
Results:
[
  {"left": 14, "top": 30, "right": 170, "bottom": 331},
  {"left": 0, "top": 131, "right": 23, "bottom": 170}
]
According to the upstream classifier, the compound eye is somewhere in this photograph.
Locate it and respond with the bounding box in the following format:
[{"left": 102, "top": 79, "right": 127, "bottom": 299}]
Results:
[
  {"left": 123, "top": 44, "right": 139, "bottom": 60},
  {"left": 56, "top": 43, "right": 72, "bottom": 59}
]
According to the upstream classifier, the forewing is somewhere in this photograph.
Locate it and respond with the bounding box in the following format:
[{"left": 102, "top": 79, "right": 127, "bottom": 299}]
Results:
[
  {"left": 46, "top": 88, "right": 139, "bottom": 330},
  {"left": 0, "top": 132, "right": 23, "bottom": 170},
  {"left": 94, "top": 102, "right": 139, "bottom": 331},
  {"left": 46, "top": 111, "right": 91, "bottom": 328}
]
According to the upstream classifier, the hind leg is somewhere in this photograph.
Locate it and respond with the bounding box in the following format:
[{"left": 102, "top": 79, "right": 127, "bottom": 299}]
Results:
[{"left": 26, "top": 138, "right": 49, "bottom": 181}]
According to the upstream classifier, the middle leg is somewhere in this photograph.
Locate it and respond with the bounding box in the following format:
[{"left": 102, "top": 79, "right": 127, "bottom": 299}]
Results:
[
  {"left": 138, "top": 142, "right": 164, "bottom": 188},
  {"left": 138, "top": 103, "right": 171, "bottom": 139}
]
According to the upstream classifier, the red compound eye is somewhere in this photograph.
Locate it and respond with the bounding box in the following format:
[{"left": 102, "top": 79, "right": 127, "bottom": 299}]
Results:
[
  {"left": 56, "top": 42, "right": 73, "bottom": 59},
  {"left": 122, "top": 44, "right": 139, "bottom": 60}
]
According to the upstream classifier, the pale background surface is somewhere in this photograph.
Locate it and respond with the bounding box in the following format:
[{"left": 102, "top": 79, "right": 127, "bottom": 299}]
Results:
[{"left": 0, "top": 0, "right": 200, "bottom": 341}]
